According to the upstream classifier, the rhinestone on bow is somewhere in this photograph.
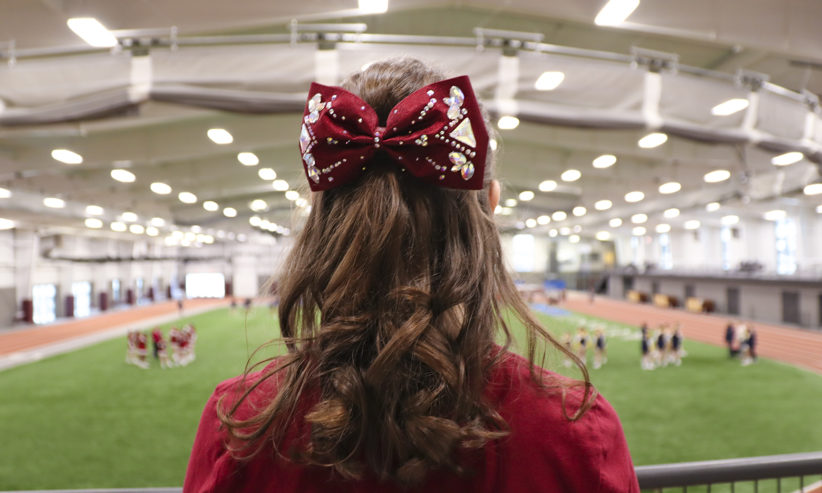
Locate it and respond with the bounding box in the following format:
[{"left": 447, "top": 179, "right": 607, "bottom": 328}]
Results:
[
  {"left": 304, "top": 152, "right": 321, "bottom": 183},
  {"left": 449, "top": 151, "right": 475, "bottom": 180},
  {"left": 443, "top": 86, "right": 465, "bottom": 120},
  {"left": 449, "top": 118, "right": 476, "bottom": 148},
  {"left": 306, "top": 94, "right": 326, "bottom": 124},
  {"left": 299, "top": 124, "right": 311, "bottom": 153}
]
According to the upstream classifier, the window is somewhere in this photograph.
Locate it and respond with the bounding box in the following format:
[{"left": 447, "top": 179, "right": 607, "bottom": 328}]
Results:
[
  {"left": 32, "top": 284, "right": 57, "bottom": 324},
  {"left": 185, "top": 273, "right": 226, "bottom": 298},
  {"left": 111, "top": 279, "right": 120, "bottom": 302},
  {"left": 630, "top": 236, "right": 640, "bottom": 265},
  {"left": 775, "top": 218, "right": 797, "bottom": 275},
  {"left": 72, "top": 281, "right": 92, "bottom": 318},
  {"left": 720, "top": 226, "right": 731, "bottom": 271},
  {"left": 511, "top": 234, "right": 536, "bottom": 272},
  {"left": 658, "top": 233, "right": 672, "bottom": 269}
]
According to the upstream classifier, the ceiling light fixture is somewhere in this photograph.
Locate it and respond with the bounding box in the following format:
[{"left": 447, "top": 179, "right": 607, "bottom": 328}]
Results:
[
  {"left": 203, "top": 201, "right": 219, "bottom": 212},
  {"left": 150, "top": 217, "right": 166, "bottom": 227},
  {"left": 559, "top": 227, "right": 571, "bottom": 235},
  {"left": 655, "top": 223, "right": 671, "bottom": 233},
  {"left": 51, "top": 149, "right": 83, "bottom": 165},
  {"left": 592, "top": 154, "right": 617, "bottom": 169},
  {"left": 763, "top": 210, "right": 786, "bottom": 221},
  {"left": 178, "top": 192, "right": 198, "bottom": 204},
  {"left": 803, "top": 183, "right": 822, "bottom": 196},
  {"left": 704, "top": 169, "right": 731, "bottom": 183},
  {"left": 0, "top": 218, "right": 13, "bottom": 230},
  {"left": 111, "top": 221, "right": 127, "bottom": 232},
  {"left": 497, "top": 116, "right": 520, "bottom": 130},
  {"left": 706, "top": 202, "right": 721, "bottom": 212},
  {"left": 534, "top": 71, "right": 565, "bottom": 91},
  {"left": 631, "top": 213, "right": 648, "bottom": 224},
  {"left": 721, "top": 215, "right": 740, "bottom": 225},
  {"left": 624, "top": 191, "right": 645, "bottom": 203},
  {"left": 223, "top": 207, "right": 238, "bottom": 218},
  {"left": 85, "top": 205, "right": 103, "bottom": 215},
  {"left": 658, "top": 181, "right": 682, "bottom": 194},
  {"left": 595, "top": 231, "right": 611, "bottom": 241},
  {"left": 549, "top": 229, "right": 558, "bottom": 237},
  {"left": 129, "top": 224, "right": 145, "bottom": 235},
  {"left": 632, "top": 226, "right": 647, "bottom": 236},
  {"left": 43, "top": 197, "right": 66, "bottom": 209},
  {"left": 594, "top": 199, "right": 613, "bottom": 211},
  {"left": 258, "top": 168, "right": 277, "bottom": 180},
  {"left": 561, "top": 169, "right": 582, "bottom": 182},
  {"left": 609, "top": 218, "right": 623, "bottom": 228},
  {"left": 0, "top": 188, "right": 10, "bottom": 199},
  {"left": 272, "top": 179, "right": 289, "bottom": 191},
  {"left": 684, "top": 220, "right": 701, "bottom": 230},
  {"left": 711, "top": 98, "right": 749, "bottom": 116},
  {"left": 664, "top": 208, "right": 680, "bottom": 219},
  {"left": 771, "top": 151, "right": 803, "bottom": 166},
  {"left": 569, "top": 234, "right": 580, "bottom": 243},
  {"left": 120, "top": 212, "right": 138, "bottom": 222},
  {"left": 150, "top": 182, "right": 172, "bottom": 195},
  {"left": 552, "top": 211, "right": 567, "bottom": 221},
  {"left": 66, "top": 17, "right": 117, "bottom": 48},
  {"left": 504, "top": 199, "right": 518, "bottom": 207},
  {"left": 207, "top": 128, "right": 233, "bottom": 145},
  {"left": 539, "top": 180, "right": 557, "bottom": 192},
  {"left": 146, "top": 226, "right": 160, "bottom": 237},
  {"left": 638, "top": 132, "right": 668, "bottom": 149},
  {"left": 518, "top": 190, "right": 535, "bottom": 201},
  {"left": 358, "top": 0, "right": 389, "bottom": 14},
  {"left": 237, "top": 152, "right": 259, "bottom": 166},
  {"left": 285, "top": 190, "right": 300, "bottom": 201},
  {"left": 250, "top": 199, "right": 267, "bottom": 211},
  {"left": 84, "top": 218, "right": 103, "bottom": 229},
  {"left": 110, "top": 169, "right": 136, "bottom": 183},
  {"left": 573, "top": 206, "right": 587, "bottom": 217},
  {"left": 594, "top": 0, "right": 640, "bottom": 26},
  {"left": 537, "top": 215, "right": 551, "bottom": 225},
  {"left": 525, "top": 218, "right": 537, "bottom": 228},
  {"left": 490, "top": 139, "right": 498, "bottom": 151}
]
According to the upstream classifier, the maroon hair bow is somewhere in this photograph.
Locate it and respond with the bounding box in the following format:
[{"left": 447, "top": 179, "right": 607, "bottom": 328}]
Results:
[{"left": 298, "top": 75, "right": 488, "bottom": 191}]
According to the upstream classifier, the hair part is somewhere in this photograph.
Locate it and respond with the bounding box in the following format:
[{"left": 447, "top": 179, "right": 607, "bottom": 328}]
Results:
[{"left": 218, "top": 57, "right": 593, "bottom": 486}]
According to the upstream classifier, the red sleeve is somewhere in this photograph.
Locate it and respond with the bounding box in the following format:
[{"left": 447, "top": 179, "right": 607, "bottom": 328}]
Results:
[
  {"left": 183, "top": 387, "right": 236, "bottom": 493},
  {"left": 591, "top": 396, "right": 640, "bottom": 493}
]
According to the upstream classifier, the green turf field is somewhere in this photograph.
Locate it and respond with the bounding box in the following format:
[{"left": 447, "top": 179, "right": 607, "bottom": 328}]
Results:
[{"left": 0, "top": 306, "right": 820, "bottom": 491}]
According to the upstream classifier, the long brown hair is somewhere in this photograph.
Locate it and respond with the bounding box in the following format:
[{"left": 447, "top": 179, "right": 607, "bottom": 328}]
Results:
[{"left": 218, "top": 58, "right": 593, "bottom": 486}]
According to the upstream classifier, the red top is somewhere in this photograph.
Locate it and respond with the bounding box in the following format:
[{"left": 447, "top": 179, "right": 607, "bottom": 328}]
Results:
[{"left": 184, "top": 351, "right": 639, "bottom": 493}]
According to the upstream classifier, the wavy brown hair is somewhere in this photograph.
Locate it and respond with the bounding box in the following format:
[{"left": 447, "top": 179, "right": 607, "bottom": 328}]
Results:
[{"left": 218, "top": 58, "right": 593, "bottom": 486}]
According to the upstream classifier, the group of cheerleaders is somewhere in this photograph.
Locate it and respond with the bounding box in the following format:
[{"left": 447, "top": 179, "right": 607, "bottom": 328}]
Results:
[
  {"left": 125, "top": 324, "right": 197, "bottom": 369},
  {"left": 562, "top": 327, "right": 608, "bottom": 370},
  {"left": 640, "top": 322, "right": 685, "bottom": 370}
]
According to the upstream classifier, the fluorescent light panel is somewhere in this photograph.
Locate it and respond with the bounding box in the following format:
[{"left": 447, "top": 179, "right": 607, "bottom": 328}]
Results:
[
  {"left": 561, "top": 169, "right": 581, "bottom": 182},
  {"left": 111, "top": 169, "right": 136, "bottom": 183},
  {"left": 359, "top": 0, "right": 389, "bottom": 14},
  {"left": 67, "top": 18, "right": 117, "bottom": 48},
  {"left": 207, "top": 128, "right": 233, "bottom": 145},
  {"left": 0, "top": 218, "right": 16, "bottom": 230},
  {"left": 518, "top": 190, "right": 534, "bottom": 201},
  {"left": 497, "top": 116, "right": 520, "bottom": 130},
  {"left": 43, "top": 197, "right": 65, "bottom": 208},
  {"left": 704, "top": 169, "right": 731, "bottom": 183},
  {"left": 772, "top": 152, "right": 803, "bottom": 166},
  {"left": 711, "top": 98, "right": 749, "bottom": 116},
  {"left": 534, "top": 71, "right": 565, "bottom": 91},
  {"left": 592, "top": 154, "right": 617, "bottom": 168},
  {"left": 51, "top": 149, "right": 83, "bottom": 165},
  {"left": 237, "top": 152, "right": 259, "bottom": 166},
  {"left": 539, "top": 180, "right": 557, "bottom": 192},
  {"left": 638, "top": 132, "right": 668, "bottom": 149},
  {"left": 272, "top": 179, "right": 289, "bottom": 191},
  {"left": 150, "top": 182, "right": 172, "bottom": 195},
  {"left": 595, "top": 0, "right": 640, "bottom": 26}
]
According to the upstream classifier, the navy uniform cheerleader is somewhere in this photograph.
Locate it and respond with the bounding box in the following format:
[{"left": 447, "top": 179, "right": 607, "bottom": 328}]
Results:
[
  {"left": 641, "top": 330, "right": 653, "bottom": 370},
  {"left": 593, "top": 329, "right": 607, "bottom": 369},
  {"left": 670, "top": 325, "right": 682, "bottom": 366}
]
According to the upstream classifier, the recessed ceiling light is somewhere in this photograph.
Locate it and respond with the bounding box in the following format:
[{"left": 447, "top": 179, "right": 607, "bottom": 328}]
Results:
[
  {"left": 66, "top": 17, "right": 117, "bottom": 48},
  {"left": 561, "top": 169, "right": 582, "bottom": 182},
  {"left": 711, "top": 98, "right": 749, "bottom": 116},
  {"left": 655, "top": 223, "right": 671, "bottom": 233},
  {"left": 120, "top": 211, "right": 138, "bottom": 222},
  {"left": 631, "top": 213, "right": 648, "bottom": 224},
  {"left": 548, "top": 229, "right": 558, "bottom": 237},
  {"left": 249, "top": 216, "right": 262, "bottom": 227},
  {"left": 43, "top": 197, "right": 65, "bottom": 208},
  {"left": 609, "top": 218, "right": 623, "bottom": 228},
  {"left": 504, "top": 198, "right": 518, "bottom": 207},
  {"left": 150, "top": 182, "right": 172, "bottom": 195},
  {"left": 111, "top": 169, "right": 136, "bottom": 183},
  {"left": 658, "top": 181, "right": 682, "bottom": 194},
  {"left": 804, "top": 183, "right": 822, "bottom": 196},
  {"left": 525, "top": 218, "right": 537, "bottom": 228},
  {"left": 146, "top": 226, "right": 160, "bottom": 237},
  {"left": 272, "top": 179, "right": 289, "bottom": 191},
  {"left": 203, "top": 201, "right": 219, "bottom": 212},
  {"left": 632, "top": 226, "right": 647, "bottom": 236},
  {"left": 594, "top": 0, "right": 640, "bottom": 26},
  {"left": 285, "top": 190, "right": 300, "bottom": 201},
  {"left": 129, "top": 224, "right": 145, "bottom": 235},
  {"left": 539, "top": 180, "right": 557, "bottom": 192},
  {"left": 518, "top": 190, "right": 535, "bottom": 201},
  {"left": 537, "top": 215, "right": 551, "bottom": 225},
  {"left": 190, "top": 225, "right": 202, "bottom": 233},
  {"left": 178, "top": 192, "right": 198, "bottom": 204},
  {"left": 258, "top": 168, "right": 277, "bottom": 180},
  {"left": 0, "top": 187, "right": 10, "bottom": 199},
  {"left": 624, "top": 191, "right": 645, "bottom": 203},
  {"left": 684, "top": 220, "right": 701, "bottom": 230},
  {"left": 237, "top": 152, "right": 259, "bottom": 166},
  {"left": 250, "top": 199, "right": 267, "bottom": 211},
  {"left": 592, "top": 154, "right": 617, "bottom": 169},
  {"left": 552, "top": 211, "right": 567, "bottom": 221},
  {"left": 573, "top": 225, "right": 582, "bottom": 233},
  {"left": 150, "top": 217, "right": 166, "bottom": 227},
  {"left": 51, "top": 149, "right": 83, "bottom": 165},
  {"left": 207, "top": 128, "right": 233, "bottom": 145},
  {"left": 497, "top": 116, "right": 520, "bottom": 130},
  {"left": 223, "top": 207, "right": 238, "bottom": 218},
  {"left": 501, "top": 207, "right": 513, "bottom": 215},
  {"left": 85, "top": 205, "right": 103, "bottom": 216},
  {"left": 704, "top": 169, "right": 731, "bottom": 183},
  {"left": 638, "top": 132, "right": 668, "bottom": 149},
  {"left": 763, "top": 209, "right": 786, "bottom": 221},
  {"left": 569, "top": 234, "right": 580, "bottom": 243},
  {"left": 0, "top": 218, "right": 15, "bottom": 230},
  {"left": 534, "top": 71, "right": 565, "bottom": 91},
  {"left": 84, "top": 218, "right": 103, "bottom": 229},
  {"left": 594, "top": 199, "right": 613, "bottom": 211},
  {"left": 706, "top": 202, "right": 721, "bottom": 212},
  {"left": 573, "top": 206, "right": 587, "bottom": 217},
  {"left": 111, "top": 221, "right": 127, "bottom": 232},
  {"left": 358, "top": 0, "right": 389, "bottom": 14},
  {"left": 559, "top": 227, "right": 571, "bottom": 235},
  {"left": 664, "top": 208, "right": 680, "bottom": 218},
  {"left": 721, "top": 215, "right": 740, "bottom": 225},
  {"left": 771, "top": 151, "right": 803, "bottom": 166},
  {"left": 595, "top": 231, "right": 611, "bottom": 241}
]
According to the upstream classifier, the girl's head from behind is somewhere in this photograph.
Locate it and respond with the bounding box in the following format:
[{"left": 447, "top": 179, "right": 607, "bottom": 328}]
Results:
[{"left": 221, "top": 57, "right": 590, "bottom": 486}]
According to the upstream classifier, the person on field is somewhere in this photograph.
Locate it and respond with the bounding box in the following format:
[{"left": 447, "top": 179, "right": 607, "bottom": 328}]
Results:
[{"left": 184, "top": 58, "right": 638, "bottom": 493}]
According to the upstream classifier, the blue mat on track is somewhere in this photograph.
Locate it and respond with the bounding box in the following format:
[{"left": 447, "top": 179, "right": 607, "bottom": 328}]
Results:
[{"left": 530, "top": 303, "right": 570, "bottom": 317}]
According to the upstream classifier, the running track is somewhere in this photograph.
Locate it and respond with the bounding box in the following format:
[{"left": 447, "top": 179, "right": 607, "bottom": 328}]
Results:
[
  {"left": 562, "top": 293, "right": 822, "bottom": 375},
  {"left": 0, "top": 299, "right": 224, "bottom": 356}
]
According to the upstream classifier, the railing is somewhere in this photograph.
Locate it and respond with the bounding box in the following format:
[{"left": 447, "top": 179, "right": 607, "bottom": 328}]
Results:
[
  {"left": 4, "top": 452, "right": 822, "bottom": 493},
  {"left": 635, "top": 451, "right": 822, "bottom": 491}
]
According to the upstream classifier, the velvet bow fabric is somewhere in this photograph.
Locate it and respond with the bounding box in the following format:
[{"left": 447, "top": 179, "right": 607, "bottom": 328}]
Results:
[{"left": 298, "top": 75, "right": 489, "bottom": 191}]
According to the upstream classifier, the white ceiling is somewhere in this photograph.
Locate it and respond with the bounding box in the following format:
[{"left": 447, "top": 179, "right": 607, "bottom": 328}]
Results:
[{"left": 0, "top": 0, "right": 821, "bottom": 241}]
